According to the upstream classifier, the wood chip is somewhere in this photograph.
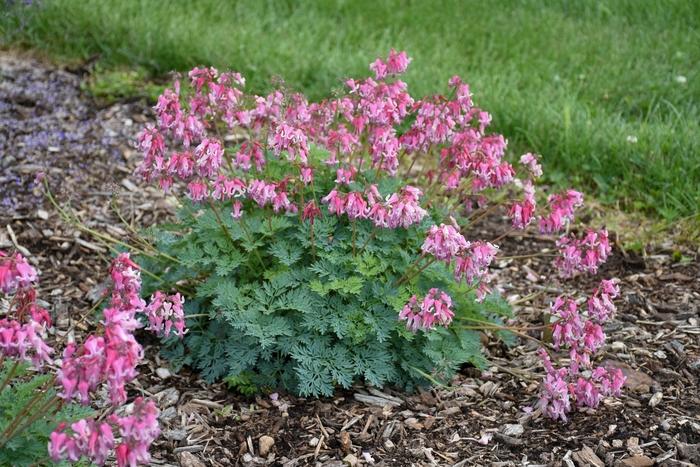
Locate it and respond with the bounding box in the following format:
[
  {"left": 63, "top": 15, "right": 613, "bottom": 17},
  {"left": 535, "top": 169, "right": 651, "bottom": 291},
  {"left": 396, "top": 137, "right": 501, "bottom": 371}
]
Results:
[
  {"left": 619, "top": 455, "right": 654, "bottom": 467},
  {"left": 353, "top": 393, "right": 401, "bottom": 407},
  {"left": 572, "top": 445, "right": 604, "bottom": 467}
]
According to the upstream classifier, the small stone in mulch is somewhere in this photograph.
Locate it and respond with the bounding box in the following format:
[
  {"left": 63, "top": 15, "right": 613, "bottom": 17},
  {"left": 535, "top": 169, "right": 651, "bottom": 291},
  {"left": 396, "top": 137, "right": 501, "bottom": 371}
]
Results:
[
  {"left": 343, "top": 453, "right": 359, "bottom": 466},
  {"left": 649, "top": 391, "right": 663, "bottom": 407},
  {"left": 154, "top": 387, "right": 180, "bottom": 408},
  {"left": 339, "top": 430, "right": 352, "bottom": 454},
  {"left": 162, "top": 428, "right": 187, "bottom": 441},
  {"left": 178, "top": 451, "right": 206, "bottom": 467},
  {"left": 258, "top": 435, "right": 274, "bottom": 456},
  {"left": 501, "top": 423, "right": 524, "bottom": 437},
  {"left": 438, "top": 406, "right": 461, "bottom": 417},
  {"left": 404, "top": 417, "right": 423, "bottom": 429},
  {"left": 158, "top": 406, "right": 177, "bottom": 423},
  {"left": 156, "top": 367, "right": 172, "bottom": 379},
  {"left": 493, "top": 432, "right": 523, "bottom": 447},
  {"left": 627, "top": 437, "right": 643, "bottom": 456},
  {"left": 353, "top": 392, "right": 402, "bottom": 407}
]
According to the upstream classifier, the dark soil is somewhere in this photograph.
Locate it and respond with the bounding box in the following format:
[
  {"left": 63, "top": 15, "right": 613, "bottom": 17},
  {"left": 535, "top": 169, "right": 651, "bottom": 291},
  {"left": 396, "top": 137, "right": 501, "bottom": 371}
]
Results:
[{"left": 1, "top": 52, "right": 699, "bottom": 467}]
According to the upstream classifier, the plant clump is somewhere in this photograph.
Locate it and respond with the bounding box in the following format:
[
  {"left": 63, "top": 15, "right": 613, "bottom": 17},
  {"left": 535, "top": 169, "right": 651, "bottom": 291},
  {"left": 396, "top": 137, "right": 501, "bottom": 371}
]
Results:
[
  {"left": 0, "top": 250, "right": 183, "bottom": 465},
  {"left": 134, "top": 50, "right": 624, "bottom": 417}
]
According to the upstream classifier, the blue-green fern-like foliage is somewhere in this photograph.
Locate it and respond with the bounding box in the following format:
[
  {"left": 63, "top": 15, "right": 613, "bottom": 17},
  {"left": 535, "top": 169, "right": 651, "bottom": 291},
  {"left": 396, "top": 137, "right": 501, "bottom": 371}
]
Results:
[
  {"left": 0, "top": 360, "right": 92, "bottom": 466},
  {"left": 140, "top": 151, "right": 511, "bottom": 397}
]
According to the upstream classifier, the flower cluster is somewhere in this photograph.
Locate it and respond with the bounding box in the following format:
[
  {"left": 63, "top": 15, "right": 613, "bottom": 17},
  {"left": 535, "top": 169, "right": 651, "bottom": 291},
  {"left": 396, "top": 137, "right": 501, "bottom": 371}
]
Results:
[
  {"left": 50, "top": 253, "right": 183, "bottom": 466},
  {"left": 421, "top": 221, "right": 469, "bottom": 262},
  {"left": 58, "top": 253, "right": 147, "bottom": 406},
  {"left": 371, "top": 185, "right": 427, "bottom": 228},
  {"left": 454, "top": 241, "right": 499, "bottom": 300},
  {"left": 399, "top": 288, "right": 455, "bottom": 331},
  {"left": 554, "top": 229, "right": 611, "bottom": 278},
  {"left": 135, "top": 50, "right": 519, "bottom": 223},
  {"left": 0, "top": 252, "right": 52, "bottom": 367},
  {"left": 110, "top": 252, "right": 146, "bottom": 312},
  {"left": 509, "top": 180, "right": 536, "bottom": 229},
  {"left": 0, "top": 250, "right": 175, "bottom": 465},
  {"left": 538, "top": 189, "right": 584, "bottom": 234},
  {"left": 0, "top": 316, "right": 52, "bottom": 367},
  {"left": 587, "top": 279, "right": 619, "bottom": 322},
  {"left": 112, "top": 397, "right": 161, "bottom": 466},
  {"left": 144, "top": 291, "right": 186, "bottom": 338},
  {"left": 416, "top": 220, "right": 498, "bottom": 303},
  {"left": 48, "top": 420, "right": 114, "bottom": 465},
  {"left": 369, "top": 49, "right": 411, "bottom": 80},
  {"left": 537, "top": 279, "right": 625, "bottom": 421},
  {"left": 519, "top": 153, "right": 543, "bottom": 178},
  {"left": 49, "top": 397, "right": 159, "bottom": 466},
  {"left": 0, "top": 251, "right": 37, "bottom": 294}
]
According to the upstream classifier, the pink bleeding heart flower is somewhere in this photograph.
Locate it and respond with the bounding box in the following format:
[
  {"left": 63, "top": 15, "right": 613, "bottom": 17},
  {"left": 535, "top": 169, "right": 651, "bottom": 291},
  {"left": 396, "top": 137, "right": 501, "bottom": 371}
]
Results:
[
  {"left": 144, "top": 291, "right": 187, "bottom": 338},
  {"left": 399, "top": 289, "right": 454, "bottom": 332},
  {"left": 421, "top": 221, "right": 469, "bottom": 263},
  {"left": 0, "top": 252, "right": 37, "bottom": 294},
  {"left": 539, "top": 189, "right": 583, "bottom": 234}
]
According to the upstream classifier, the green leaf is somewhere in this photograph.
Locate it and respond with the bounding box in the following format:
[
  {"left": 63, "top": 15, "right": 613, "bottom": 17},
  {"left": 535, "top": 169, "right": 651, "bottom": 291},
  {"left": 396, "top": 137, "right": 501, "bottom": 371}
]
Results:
[
  {"left": 353, "top": 252, "right": 384, "bottom": 277},
  {"left": 214, "top": 248, "right": 245, "bottom": 276},
  {"left": 0, "top": 361, "right": 93, "bottom": 466},
  {"left": 212, "top": 280, "right": 243, "bottom": 312},
  {"left": 309, "top": 280, "right": 329, "bottom": 297},
  {"left": 224, "top": 371, "right": 258, "bottom": 396},
  {"left": 180, "top": 242, "right": 206, "bottom": 268},
  {"left": 268, "top": 239, "right": 302, "bottom": 266},
  {"left": 329, "top": 277, "right": 364, "bottom": 296}
]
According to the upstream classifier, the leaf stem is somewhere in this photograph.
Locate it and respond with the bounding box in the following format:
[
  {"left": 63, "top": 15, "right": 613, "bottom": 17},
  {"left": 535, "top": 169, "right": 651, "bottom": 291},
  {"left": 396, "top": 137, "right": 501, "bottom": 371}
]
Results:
[
  {"left": 0, "top": 393, "right": 61, "bottom": 448},
  {"left": 408, "top": 366, "right": 449, "bottom": 389},
  {"left": 0, "top": 360, "right": 20, "bottom": 394},
  {"left": 44, "top": 180, "right": 182, "bottom": 265},
  {"left": 310, "top": 222, "right": 316, "bottom": 259},
  {"left": 237, "top": 216, "right": 266, "bottom": 270},
  {"left": 185, "top": 313, "right": 211, "bottom": 319},
  {"left": 0, "top": 375, "right": 57, "bottom": 447},
  {"left": 489, "top": 228, "right": 516, "bottom": 244},
  {"left": 499, "top": 253, "right": 556, "bottom": 260},
  {"left": 395, "top": 256, "right": 435, "bottom": 286},
  {"left": 351, "top": 220, "right": 357, "bottom": 257},
  {"left": 455, "top": 318, "right": 544, "bottom": 345},
  {"left": 357, "top": 228, "right": 376, "bottom": 256}
]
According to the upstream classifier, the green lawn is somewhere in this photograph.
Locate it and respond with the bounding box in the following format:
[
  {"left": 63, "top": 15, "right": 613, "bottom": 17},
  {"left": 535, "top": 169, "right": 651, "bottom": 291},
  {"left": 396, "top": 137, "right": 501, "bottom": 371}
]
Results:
[{"left": 2, "top": 0, "right": 699, "bottom": 220}]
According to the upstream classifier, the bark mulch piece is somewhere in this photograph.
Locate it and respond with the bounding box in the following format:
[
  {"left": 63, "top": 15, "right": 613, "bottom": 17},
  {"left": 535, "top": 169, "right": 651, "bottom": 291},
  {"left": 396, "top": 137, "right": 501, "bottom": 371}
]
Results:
[{"left": 2, "top": 52, "right": 698, "bottom": 466}]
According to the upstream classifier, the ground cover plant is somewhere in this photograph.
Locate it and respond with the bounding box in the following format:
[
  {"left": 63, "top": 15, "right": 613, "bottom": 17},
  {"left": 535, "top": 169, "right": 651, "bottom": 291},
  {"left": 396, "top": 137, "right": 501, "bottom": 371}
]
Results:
[
  {"left": 2, "top": 0, "right": 699, "bottom": 220},
  {"left": 128, "top": 49, "right": 626, "bottom": 424}
]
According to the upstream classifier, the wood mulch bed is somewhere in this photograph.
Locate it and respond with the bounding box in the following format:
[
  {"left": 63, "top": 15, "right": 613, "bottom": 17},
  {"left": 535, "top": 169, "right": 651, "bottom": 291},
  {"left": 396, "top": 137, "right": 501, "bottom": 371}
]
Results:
[{"left": 2, "top": 52, "right": 698, "bottom": 467}]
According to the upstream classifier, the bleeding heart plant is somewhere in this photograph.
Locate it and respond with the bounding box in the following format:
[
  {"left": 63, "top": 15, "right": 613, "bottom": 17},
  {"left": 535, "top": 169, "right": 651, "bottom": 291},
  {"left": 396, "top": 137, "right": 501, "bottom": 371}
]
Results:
[
  {"left": 133, "top": 50, "right": 623, "bottom": 418},
  {"left": 0, "top": 249, "right": 183, "bottom": 465}
]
